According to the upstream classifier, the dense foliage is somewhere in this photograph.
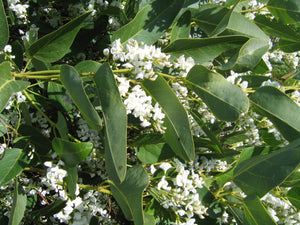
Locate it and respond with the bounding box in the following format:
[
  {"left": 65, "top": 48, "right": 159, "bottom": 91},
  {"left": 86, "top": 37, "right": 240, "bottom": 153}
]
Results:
[{"left": 1, "top": 0, "right": 300, "bottom": 224}]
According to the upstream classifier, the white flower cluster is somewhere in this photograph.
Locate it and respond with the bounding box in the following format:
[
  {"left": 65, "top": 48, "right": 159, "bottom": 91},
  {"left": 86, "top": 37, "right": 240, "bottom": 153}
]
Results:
[
  {"left": 5, "top": 91, "right": 26, "bottom": 110},
  {"left": 261, "top": 192, "right": 300, "bottom": 224},
  {"left": 7, "top": 0, "right": 29, "bottom": 22},
  {"left": 154, "top": 160, "right": 208, "bottom": 222},
  {"left": 105, "top": 39, "right": 171, "bottom": 80}
]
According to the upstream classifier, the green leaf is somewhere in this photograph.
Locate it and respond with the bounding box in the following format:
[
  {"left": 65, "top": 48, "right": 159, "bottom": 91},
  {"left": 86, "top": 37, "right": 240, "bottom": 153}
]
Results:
[
  {"left": 60, "top": 65, "right": 102, "bottom": 130},
  {"left": 219, "top": 38, "right": 270, "bottom": 72},
  {"left": 142, "top": 75, "right": 195, "bottom": 161},
  {"left": 65, "top": 166, "right": 78, "bottom": 200},
  {"left": 12, "top": 41, "right": 24, "bottom": 71},
  {"left": 52, "top": 137, "right": 93, "bottom": 167},
  {"left": 27, "top": 12, "right": 91, "bottom": 62},
  {"left": 112, "top": 0, "right": 184, "bottom": 45},
  {"left": 278, "top": 39, "right": 300, "bottom": 53},
  {"left": 287, "top": 187, "right": 300, "bottom": 209},
  {"left": 0, "top": 0, "right": 9, "bottom": 49},
  {"left": 170, "top": 10, "right": 191, "bottom": 42},
  {"left": 0, "top": 148, "right": 30, "bottom": 187},
  {"left": 250, "top": 86, "right": 300, "bottom": 142},
  {"left": 19, "top": 124, "right": 52, "bottom": 155},
  {"left": 267, "top": 0, "right": 300, "bottom": 24},
  {"left": 233, "top": 139, "right": 300, "bottom": 197},
  {"left": 110, "top": 165, "right": 149, "bottom": 224},
  {"left": 0, "top": 62, "right": 30, "bottom": 113},
  {"left": 56, "top": 112, "right": 68, "bottom": 140},
  {"left": 243, "top": 195, "right": 277, "bottom": 225},
  {"left": 163, "top": 35, "right": 248, "bottom": 65},
  {"left": 281, "top": 169, "right": 300, "bottom": 187},
  {"left": 75, "top": 60, "right": 102, "bottom": 74},
  {"left": 186, "top": 65, "right": 249, "bottom": 121},
  {"left": 93, "top": 63, "right": 127, "bottom": 183},
  {"left": 254, "top": 15, "right": 300, "bottom": 42},
  {"left": 9, "top": 180, "right": 27, "bottom": 225}
]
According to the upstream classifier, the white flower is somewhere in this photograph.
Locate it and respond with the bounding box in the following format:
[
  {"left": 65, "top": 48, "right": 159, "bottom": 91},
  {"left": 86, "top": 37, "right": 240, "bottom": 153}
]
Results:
[
  {"left": 157, "top": 175, "right": 171, "bottom": 191},
  {"left": 4, "top": 45, "right": 12, "bottom": 53},
  {"left": 159, "top": 162, "right": 172, "bottom": 173}
]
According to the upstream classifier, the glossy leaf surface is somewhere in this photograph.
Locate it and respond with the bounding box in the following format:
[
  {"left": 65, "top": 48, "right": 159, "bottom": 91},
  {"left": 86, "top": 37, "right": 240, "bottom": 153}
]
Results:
[
  {"left": 163, "top": 35, "right": 248, "bottom": 65},
  {"left": 250, "top": 86, "right": 300, "bottom": 142},
  {"left": 267, "top": 0, "right": 300, "bottom": 24},
  {"left": 186, "top": 65, "right": 249, "bottom": 121},
  {"left": 233, "top": 139, "right": 300, "bottom": 197},
  {"left": 170, "top": 10, "right": 191, "bottom": 42},
  {"left": 60, "top": 65, "right": 102, "bottom": 130},
  {"left": 112, "top": 0, "right": 184, "bottom": 45},
  {"left": 143, "top": 76, "right": 195, "bottom": 161},
  {"left": 93, "top": 63, "right": 127, "bottom": 183},
  {"left": 27, "top": 12, "right": 90, "bottom": 62}
]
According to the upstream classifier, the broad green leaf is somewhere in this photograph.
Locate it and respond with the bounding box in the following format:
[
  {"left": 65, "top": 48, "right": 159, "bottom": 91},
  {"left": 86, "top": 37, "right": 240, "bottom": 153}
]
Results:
[
  {"left": 52, "top": 137, "right": 93, "bottom": 167},
  {"left": 243, "top": 195, "right": 277, "bottom": 225},
  {"left": 254, "top": 15, "right": 300, "bottom": 42},
  {"left": 163, "top": 35, "right": 248, "bottom": 65},
  {"left": 191, "top": 4, "right": 268, "bottom": 40},
  {"left": 75, "top": 60, "right": 102, "bottom": 74},
  {"left": 93, "top": 63, "right": 127, "bottom": 183},
  {"left": 135, "top": 143, "right": 174, "bottom": 164},
  {"left": 144, "top": 213, "right": 156, "bottom": 225},
  {"left": 0, "top": 62, "right": 30, "bottom": 113},
  {"left": 0, "top": 0, "right": 8, "bottom": 49},
  {"left": 227, "top": 205, "right": 249, "bottom": 225},
  {"left": 47, "top": 82, "right": 73, "bottom": 112},
  {"left": 0, "top": 148, "right": 30, "bottom": 186},
  {"left": 65, "top": 166, "right": 78, "bottom": 200},
  {"left": 60, "top": 65, "right": 102, "bottom": 130},
  {"left": 142, "top": 75, "right": 195, "bottom": 161},
  {"left": 250, "top": 86, "right": 300, "bottom": 142},
  {"left": 267, "top": 0, "right": 300, "bottom": 25},
  {"left": 112, "top": 0, "right": 184, "bottom": 45},
  {"left": 287, "top": 187, "right": 300, "bottom": 209},
  {"left": 110, "top": 165, "right": 149, "bottom": 224},
  {"left": 233, "top": 139, "right": 300, "bottom": 197},
  {"left": 170, "top": 10, "right": 191, "bottom": 42},
  {"left": 238, "top": 75, "right": 269, "bottom": 88},
  {"left": 27, "top": 12, "right": 91, "bottom": 62},
  {"left": 186, "top": 65, "right": 249, "bottom": 121},
  {"left": 219, "top": 38, "right": 270, "bottom": 72},
  {"left": 9, "top": 180, "right": 27, "bottom": 225}
]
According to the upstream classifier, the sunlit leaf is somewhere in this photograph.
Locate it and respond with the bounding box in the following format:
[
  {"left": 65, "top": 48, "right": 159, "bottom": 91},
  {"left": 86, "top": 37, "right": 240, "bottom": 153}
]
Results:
[
  {"left": 0, "top": 62, "right": 30, "bottom": 113},
  {"left": 0, "top": 148, "right": 30, "bottom": 187},
  {"left": 250, "top": 86, "right": 300, "bottom": 142},
  {"left": 93, "top": 63, "right": 127, "bottom": 183},
  {"left": 233, "top": 139, "right": 300, "bottom": 197},
  {"left": 27, "top": 12, "right": 91, "bottom": 62},
  {"left": 112, "top": 0, "right": 184, "bottom": 45},
  {"left": 143, "top": 76, "right": 195, "bottom": 161},
  {"left": 163, "top": 35, "right": 248, "bottom": 65},
  {"left": 186, "top": 65, "right": 249, "bottom": 121},
  {"left": 60, "top": 65, "right": 102, "bottom": 130},
  {"left": 267, "top": 0, "right": 300, "bottom": 24}
]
